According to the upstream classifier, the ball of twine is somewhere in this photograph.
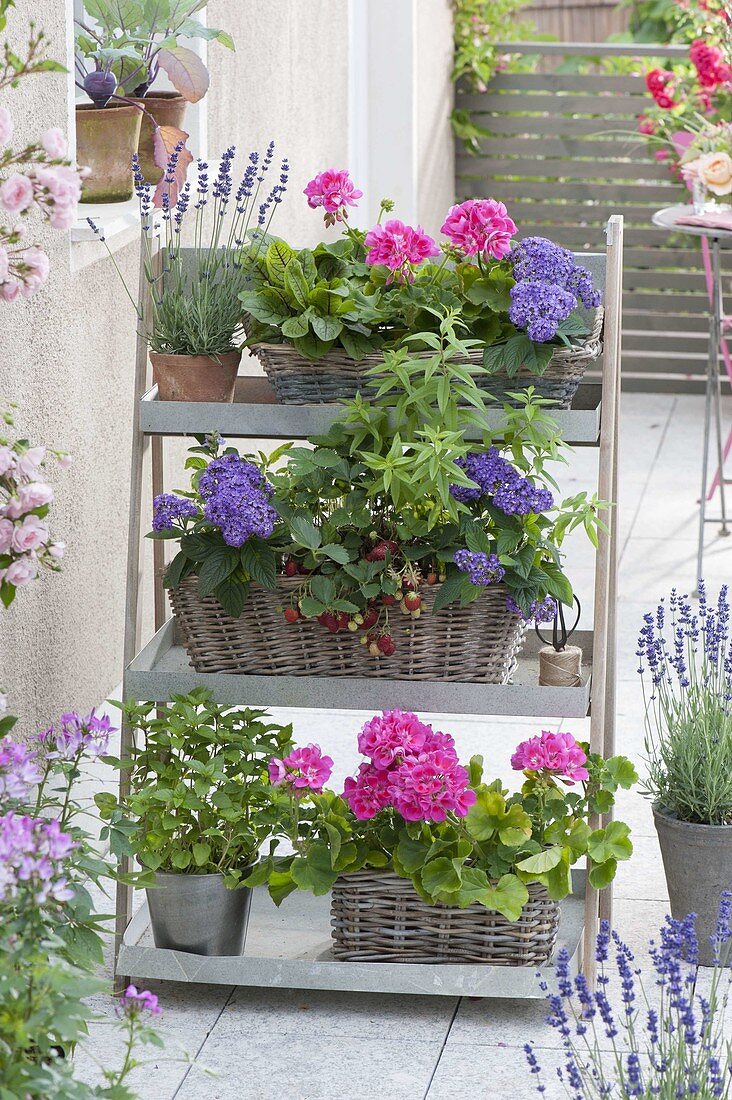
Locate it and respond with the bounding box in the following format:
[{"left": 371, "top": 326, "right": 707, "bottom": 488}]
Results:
[{"left": 539, "top": 644, "right": 583, "bottom": 687}]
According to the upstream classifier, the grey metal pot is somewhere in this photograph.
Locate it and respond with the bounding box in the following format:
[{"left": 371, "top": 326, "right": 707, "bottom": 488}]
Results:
[
  {"left": 653, "top": 806, "right": 732, "bottom": 966},
  {"left": 146, "top": 870, "right": 254, "bottom": 956}
]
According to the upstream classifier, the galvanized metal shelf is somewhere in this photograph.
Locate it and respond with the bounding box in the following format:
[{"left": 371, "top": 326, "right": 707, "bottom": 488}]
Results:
[
  {"left": 119, "top": 873, "right": 586, "bottom": 997},
  {"left": 115, "top": 221, "right": 623, "bottom": 996},
  {"left": 140, "top": 376, "right": 603, "bottom": 444},
  {"left": 128, "top": 619, "right": 594, "bottom": 719}
]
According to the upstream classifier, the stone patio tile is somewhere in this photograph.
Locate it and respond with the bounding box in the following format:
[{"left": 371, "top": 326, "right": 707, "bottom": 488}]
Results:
[
  {"left": 426, "top": 1042, "right": 566, "bottom": 1100},
  {"left": 217, "top": 987, "right": 457, "bottom": 1042},
  {"left": 174, "top": 1036, "right": 440, "bottom": 1100}
]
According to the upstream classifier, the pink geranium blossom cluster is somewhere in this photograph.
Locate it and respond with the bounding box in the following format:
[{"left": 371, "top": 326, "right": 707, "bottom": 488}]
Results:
[
  {"left": 0, "top": 108, "right": 86, "bottom": 303},
  {"left": 303, "top": 168, "right": 363, "bottom": 225},
  {"left": 343, "top": 709, "right": 477, "bottom": 823},
  {"left": 0, "top": 413, "right": 69, "bottom": 606},
  {"left": 511, "top": 730, "right": 589, "bottom": 785},
  {"left": 364, "top": 219, "right": 440, "bottom": 283},
  {"left": 268, "top": 743, "right": 334, "bottom": 795},
  {"left": 440, "top": 198, "right": 517, "bottom": 260}
]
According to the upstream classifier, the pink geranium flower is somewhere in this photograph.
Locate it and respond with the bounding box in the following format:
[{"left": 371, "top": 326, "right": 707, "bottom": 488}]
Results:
[
  {"left": 440, "top": 198, "right": 517, "bottom": 259},
  {"left": 511, "top": 730, "right": 589, "bottom": 785},
  {"left": 364, "top": 219, "right": 440, "bottom": 282},
  {"left": 342, "top": 763, "right": 392, "bottom": 820},
  {"left": 268, "top": 743, "right": 333, "bottom": 795},
  {"left": 303, "top": 168, "right": 363, "bottom": 223},
  {"left": 357, "top": 709, "right": 432, "bottom": 770}
]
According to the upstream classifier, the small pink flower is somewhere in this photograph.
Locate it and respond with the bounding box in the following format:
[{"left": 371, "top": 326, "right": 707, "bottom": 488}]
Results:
[
  {"left": 364, "top": 219, "right": 440, "bottom": 282},
  {"left": 511, "top": 730, "right": 589, "bottom": 785},
  {"left": 268, "top": 743, "right": 333, "bottom": 795},
  {"left": 0, "top": 446, "right": 15, "bottom": 475},
  {"left": 11, "top": 514, "right": 49, "bottom": 553},
  {"left": 56, "top": 453, "right": 72, "bottom": 470},
  {"left": 303, "top": 168, "right": 363, "bottom": 219},
  {"left": 342, "top": 763, "right": 392, "bottom": 820},
  {"left": 0, "top": 280, "right": 20, "bottom": 303},
  {"left": 0, "top": 106, "right": 12, "bottom": 147},
  {"left": 15, "top": 446, "right": 45, "bottom": 478},
  {"left": 357, "top": 710, "right": 432, "bottom": 770},
  {"left": 4, "top": 555, "right": 38, "bottom": 587},
  {"left": 0, "top": 174, "right": 34, "bottom": 216},
  {"left": 0, "top": 518, "right": 14, "bottom": 553},
  {"left": 20, "top": 247, "right": 50, "bottom": 298},
  {"left": 48, "top": 541, "right": 65, "bottom": 560},
  {"left": 41, "top": 128, "right": 67, "bottom": 159},
  {"left": 6, "top": 481, "right": 54, "bottom": 517},
  {"left": 440, "top": 198, "right": 517, "bottom": 259}
]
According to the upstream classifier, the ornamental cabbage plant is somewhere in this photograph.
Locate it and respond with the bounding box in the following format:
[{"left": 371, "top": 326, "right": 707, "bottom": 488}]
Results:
[{"left": 244, "top": 711, "right": 637, "bottom": 919}]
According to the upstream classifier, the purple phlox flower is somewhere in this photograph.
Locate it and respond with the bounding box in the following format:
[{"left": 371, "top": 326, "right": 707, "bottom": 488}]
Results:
[
  {"left": 0, "top": 811, "right": 75, "bottom": 905},
  {"left": 118, "top": 984, "right": 162, "bottom": 1018},
  {"left": 0, "top": 736, "right": 42, "bottom": 801},
  {"left": 38, "top": 709, "right": 115, "bottom": 760},
  {"left": 454, "top": 549, "right": 505, "bottom": 586},
  {"left": 152, "top": 492, "right": 198, "bottom": 531},
  {"left": 506, "top": 594, "right": 557, "bottom": 624}
]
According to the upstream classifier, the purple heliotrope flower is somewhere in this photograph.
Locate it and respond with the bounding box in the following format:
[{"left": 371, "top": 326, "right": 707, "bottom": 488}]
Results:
[
  {"left": 454, "top": 549, "right": 505, "bottom": 586},
  {"left": 450, "top": 448, "right": 554, "bottom": 516},
  {"left": 152, "top": 493, "right": 198, "bottom": 531},
  {"left": 197, "top": 454, "right": 277, "bottom": 548},
  {"left": 507, "top": 594, "right": 557, "bottom": 623},
  {"left": 508, "top": 236, "right": 601, "bottom": 343}
]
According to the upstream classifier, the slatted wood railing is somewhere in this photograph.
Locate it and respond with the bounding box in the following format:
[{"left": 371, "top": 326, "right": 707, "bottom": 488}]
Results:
[{"left": 456, "top": 43, "right": 731, "bottom": 391}]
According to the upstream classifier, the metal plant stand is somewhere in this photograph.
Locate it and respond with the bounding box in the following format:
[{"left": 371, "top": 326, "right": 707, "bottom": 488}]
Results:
[
  {"left": 114, "top": 216, "right": 624, "bottom": 998},
  {"left": 651, "top": 205, "right": 731, "bottom": 590}
]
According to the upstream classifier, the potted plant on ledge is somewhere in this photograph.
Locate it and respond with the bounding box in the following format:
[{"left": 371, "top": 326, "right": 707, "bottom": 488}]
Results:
[
  {"left": 245, "top": 712, "right": 636, "bottom": 965},
  {"left": 89, "top": 145, "right": 289, "bottom": 401},
  {"left": 96, "top": 688, "right": 293, "bottom": 956},
  {"left": 637, "top": 582, "right": 732, "bottom": 966}
]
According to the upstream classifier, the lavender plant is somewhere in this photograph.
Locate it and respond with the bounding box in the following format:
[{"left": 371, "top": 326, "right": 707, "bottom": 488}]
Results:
[
  {"left": 88, "top": 142, "right": 289, "bottom": 357},
  {"left": 524, "top": 897, "right": 732, "bottom": 1098},
  {"left": 636, "top": 582, "right": 732, "bottom": 825}
]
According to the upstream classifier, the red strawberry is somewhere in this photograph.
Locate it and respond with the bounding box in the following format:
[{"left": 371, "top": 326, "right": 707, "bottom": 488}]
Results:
[
  {"left": 317, "top": 611, "right": 339, "bottom": 632},
  {"left": 426, "top": 572, "right": 437, "bottom": 586},
  {"left": 337, "top": 612, "right": 350, "bottom": 630},
  {"left": 284, "top": 607, "right": 300, "bottom": 624},
  {"left": 382, "top": 594, "right": 396, "bottom": 606},
  {"left": 404, "top": 593, "right": 422, "bottom": 612},
  {"left": 377, "top": 633, "right": 395, "bottom": 656},
  {"left": 361, "top": 608, "right": 379, "bottom": 631},
  {"left": 284, "top": 560, "right": 298, "bottom": 577},
  {"left": 365, "top": 539, "right": 400, "bottom": 563},
  {"left": 297, "top": 563, "right": 309, "bottom": 576}
]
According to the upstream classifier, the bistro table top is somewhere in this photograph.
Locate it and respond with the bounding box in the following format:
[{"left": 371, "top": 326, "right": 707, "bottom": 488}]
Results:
[{"left": 652, "top": 203, "right": 732, "bottom": 239}]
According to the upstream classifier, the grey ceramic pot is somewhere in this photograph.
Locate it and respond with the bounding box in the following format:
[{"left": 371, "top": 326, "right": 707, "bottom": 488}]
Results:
[
  {"left": 146, "top": 870, "right": 254, "bottom": 956},
  {"left": 653, "top": 806, "right": 732, "bottom": 966}
]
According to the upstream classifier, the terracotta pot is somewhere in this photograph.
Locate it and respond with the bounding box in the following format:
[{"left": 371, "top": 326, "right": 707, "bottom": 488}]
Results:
[
  {"left": 150, "top": 350, "right": 241, "bottom": 403},
  {"left": 76, "top": 103, "right": 143, "bottom": 204},
  {"left": 129, "top": 92, "right": 188, "bottom": 184}
]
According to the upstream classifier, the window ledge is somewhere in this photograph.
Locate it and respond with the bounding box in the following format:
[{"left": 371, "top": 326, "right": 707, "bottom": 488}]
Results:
[{"left": 71, "top": 197, "right": 141, "bottom": 244}]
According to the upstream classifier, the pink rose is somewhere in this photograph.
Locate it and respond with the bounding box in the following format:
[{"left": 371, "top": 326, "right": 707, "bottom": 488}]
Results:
[
  {"left": 48, "top": 541, "right": 65, "bottom": 559},
  {"left": 0, "top": 174, "right": 34, "bottom": 216},
  {"left": 7, "top": 481, "right": 54, "bottom": 517},
  {"left": 20, "top": 246, "right": 50, "bottom": 298},
  {"left": 0, "top": 106, "right": 12, "bottom": 147},
  {"left": 41, "top": 127, "right": 67, "bottom": 159},
  {"left": 15, "top": 446, "right": 45, "bottom": 478},
  {"left": 11, "top": 514, "right": 49, "bottom": 553},
  {"left": 0, "top": 445, "right": 15, "bottom": 475},
  {"left": 4, "top": 555, "right": 38, "bottom": 587},
  {"left": 0, "top": 280, "right": 21, "bottom": 303},
  {"left": 0, "top": 246, "right": 8, "bottom": 283},
  {"left": 0, "top": 518, "right": 14, "bottom": 553}
]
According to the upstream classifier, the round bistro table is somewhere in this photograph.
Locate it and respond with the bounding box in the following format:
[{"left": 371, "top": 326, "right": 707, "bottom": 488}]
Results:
[{"left": 652, "top": 204, "right": 731, "bottom": 589}]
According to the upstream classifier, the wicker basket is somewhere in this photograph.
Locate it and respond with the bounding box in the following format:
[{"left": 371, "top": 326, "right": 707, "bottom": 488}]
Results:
[
  {"left": 168, "top": 575, "right": 526, "bottom": 682},
  {"left": 330, "top": 871, "right": 560, "bottom": 965},
  {"left": 252, "top": 309, "right": 603, "bottom": 408}
]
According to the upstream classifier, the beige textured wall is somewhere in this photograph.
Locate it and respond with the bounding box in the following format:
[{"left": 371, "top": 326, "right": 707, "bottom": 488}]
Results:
[{"left": 0, "top": 1, "right": 140, "bottom": 735}]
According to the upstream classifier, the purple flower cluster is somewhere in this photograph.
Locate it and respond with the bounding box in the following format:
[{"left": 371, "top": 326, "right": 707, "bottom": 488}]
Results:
[
  {"left": 454, "top": 549, "right": 505, "bottom": 586},
  {"left": 197, "top": 453, "right": 277, "bottom": 548},
  {"left": 152, "top": 493, "right": 198, "bottom": 532},
  {"left": 0, "top": 736, "right": 41, "bottom": 801},
  {"left": 509, "top": 236, "right": 601, "bottom": 343},
  {"left": 450, "top": 448, "right": 554, "bottom": 516},
  {"left": 0, "top": 812, "right": 75, "bottom": 905},
  {"left": 38, "top": 709, "right": 115, "bottom": 761},
  {"left": 506, "top": 594, "right": 557, "bottom": 623}
]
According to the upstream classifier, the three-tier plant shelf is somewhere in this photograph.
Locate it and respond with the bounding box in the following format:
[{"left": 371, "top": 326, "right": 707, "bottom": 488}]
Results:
[{"left": 114, "top": 216, "right": 623, "bottom": 997}]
